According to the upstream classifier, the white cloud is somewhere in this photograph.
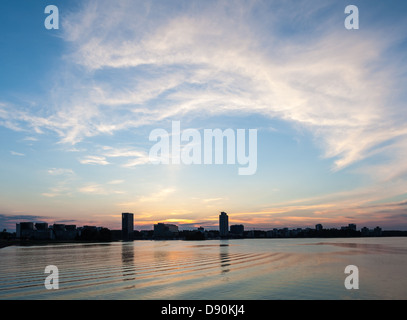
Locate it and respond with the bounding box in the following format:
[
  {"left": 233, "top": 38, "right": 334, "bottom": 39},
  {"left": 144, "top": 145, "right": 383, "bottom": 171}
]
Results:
[
  {"left": 138, "top": 187, "right": 176, "bottom": 202},
  {"left": 122, "top": 157, "right": 151, "bottom": 168},
  {"left": 66, "top": 147, "right": 86, "bottom": 152},
  {"left": 55, "top": 0, "right": 405, "bottom": 172},
  {"left": 107, "top": 179, "right": 125, "bottom": 185},
  {"left": 10, "top": 151, "right": 25, "bottom": 157},
  {"left": 101, "top": 146, "right": 150, "bottom": 167},
  {"left": 23, "top": 137, "right": 38, "bottom": 142},
  {"left": 79, "top": 156, "right": 110, "bottom": 165},
  {"left": 79, "top": 184, "right": 108, "bottom": 195},
  {"left": 0, "top": 0, "right": 406, "bottom": 178},
  {"left": 102, "top": 146, "right": 147, "bottom": 158},
  {"left": 79, "top": 183, "right": 125, "bottom": 195},
  {"left": 202, "top": 198, "right": 224, "bottom": 203},
  {"left": 48, "top": 168, "right": 75, "bottom": 176},
  {"left": 42, "top": 193, "right": 58, "bottom": 198},
  {"left": 41, "top": 183, "right": 73, "bottom": 198}
]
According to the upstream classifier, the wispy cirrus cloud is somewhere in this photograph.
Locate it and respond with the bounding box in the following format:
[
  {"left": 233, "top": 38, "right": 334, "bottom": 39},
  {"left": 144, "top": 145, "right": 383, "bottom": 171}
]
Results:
[
  {"left": 79, "top": 183, "right": 125, "bottom": 195},
  {"left": 0, "top": 0, "right": 404, "bottom": 176},
  {"left": 41, "top": 167, "right": 77, "bottom": 198},
  {"left": 79, "top": 155, "right": 110, "bottom": 166},
  {"left": 10, "top": 151, "right": 25, "bottom": 156},
  {"left": 59, "top": 0, "right": 407, "bottom": 174},
  {"left": 23, "top": 136, "right": 38, "bottom": 142},
  {"left": 101, "top": 146, "right": 150, "bottom": 167},
  {"left": 107, "top": 179, "right": 125, "bottom": 185},
  {"left": 138, "top": 187, "right": 176, "bottom": 203},
  {"left": 47, "top": 168, "right": 75, "bottom": 176}
]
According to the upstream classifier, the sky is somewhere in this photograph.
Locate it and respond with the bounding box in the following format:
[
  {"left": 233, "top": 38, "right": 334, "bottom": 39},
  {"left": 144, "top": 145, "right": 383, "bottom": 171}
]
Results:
[{"left": 1, "top": 0, "right": 407, "bottom": 232}]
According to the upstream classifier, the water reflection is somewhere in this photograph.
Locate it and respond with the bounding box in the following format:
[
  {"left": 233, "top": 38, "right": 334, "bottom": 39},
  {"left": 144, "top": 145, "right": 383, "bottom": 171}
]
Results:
[
  {"left": 219, "top": 241, "right": 230, "bottom": 275},
  {"left": 312, "top": 242, "right": 407, "bottom": 255},
  {"left": 154, "top": 249, "right": 170, "bottom": 262},
  {"left": 1, "top": 238, "right": 406, "bottom": 299},
  {"left": 121, "top": 242, "right": 136, "bottom": 282}
]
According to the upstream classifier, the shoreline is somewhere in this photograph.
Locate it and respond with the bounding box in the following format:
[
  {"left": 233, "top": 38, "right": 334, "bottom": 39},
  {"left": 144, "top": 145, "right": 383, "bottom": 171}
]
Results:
[
  {"left": 2, "top": 235, "right": 407, "bottom": 250},
  {"left": 0, "top": 239, "right": 116, "bottom": 249}
]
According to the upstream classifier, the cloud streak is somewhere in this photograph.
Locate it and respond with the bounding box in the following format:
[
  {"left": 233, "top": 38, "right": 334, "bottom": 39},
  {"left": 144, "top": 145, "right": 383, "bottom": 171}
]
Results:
[
  {"left": 79, "top": 156, "right": 110, "bottom": 166},
  {"left": 10, "top": 151, "right": 25, "bottom": 157},
  {"left": 0, "top": 0, "right": 399, "bottom": 174}
]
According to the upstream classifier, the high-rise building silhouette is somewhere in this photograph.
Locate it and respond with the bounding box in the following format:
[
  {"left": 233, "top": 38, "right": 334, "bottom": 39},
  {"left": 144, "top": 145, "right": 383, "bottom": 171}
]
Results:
[
  {"left": 122, "top": 213, "right": 134, "bottom": 241},
  {"left": 219, "top": 211, "right": 229, "bottom": 237}
]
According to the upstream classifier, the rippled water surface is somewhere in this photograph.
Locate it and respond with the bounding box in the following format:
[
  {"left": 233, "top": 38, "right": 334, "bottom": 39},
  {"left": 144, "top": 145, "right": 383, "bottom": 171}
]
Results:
[{"left": 1, "top": 238, "right": 406, "bottom": 299}]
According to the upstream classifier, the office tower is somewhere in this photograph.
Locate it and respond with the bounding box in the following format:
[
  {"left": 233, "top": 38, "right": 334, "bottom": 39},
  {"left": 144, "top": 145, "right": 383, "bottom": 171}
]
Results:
[
  {"left": 219, "top": 211, "right": 229, "bottom": 237},
  {"left": 122, "top": 213, "right": 134, "bottom": 241}
]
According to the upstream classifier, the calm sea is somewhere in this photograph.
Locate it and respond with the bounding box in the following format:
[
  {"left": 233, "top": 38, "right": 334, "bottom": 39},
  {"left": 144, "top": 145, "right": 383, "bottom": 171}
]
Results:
[{"left": 0, "top": 238, "right": 406, "bottom": 300}]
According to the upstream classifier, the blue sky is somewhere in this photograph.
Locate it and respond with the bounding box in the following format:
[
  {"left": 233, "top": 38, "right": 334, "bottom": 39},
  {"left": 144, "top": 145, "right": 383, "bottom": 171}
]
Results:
[{"left": 1, "top": 0, "right": 407, "bottom": 231}]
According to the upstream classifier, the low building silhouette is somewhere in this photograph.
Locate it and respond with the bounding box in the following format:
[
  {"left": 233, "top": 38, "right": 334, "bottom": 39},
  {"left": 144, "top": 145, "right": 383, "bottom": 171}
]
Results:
[
  {"left": 51, "top": 224, "right": 77, "bottom": 240},
  {"left": 154, "top": 223, "right": 179, "bottom": 239},
  {"left": 16, "top": 222, "right": 78, "bottom": 240},
  {"left": 361, "top": 226, "right": 382, "bottom": 237},
  {"left": 341, "top": 224, "right": 357, "bottom": 231},
  {"left": 16, "top": 222, "right": 34, "bottom": 239},
  {"left": 230, "top": 224, "right": 244, "bottom": 237}
]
